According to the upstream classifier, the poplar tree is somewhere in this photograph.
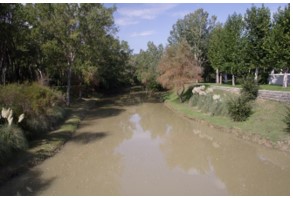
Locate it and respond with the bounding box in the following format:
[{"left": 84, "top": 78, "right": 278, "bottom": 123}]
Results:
[{"left": 244, "top": 5, "right": 271, "bottom": 82}]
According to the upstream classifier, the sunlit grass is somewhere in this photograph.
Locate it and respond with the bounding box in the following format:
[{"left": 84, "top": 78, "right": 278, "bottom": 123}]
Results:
[
  {"left": 164, "top": 91, "right": 289, "bottom": 142},
  {"left": 203, "top": 83, "right": 290, "bottom": 92}
]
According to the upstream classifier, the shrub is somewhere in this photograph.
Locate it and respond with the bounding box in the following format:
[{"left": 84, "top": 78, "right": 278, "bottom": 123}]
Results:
[
  {"left": 227, "top": 96, "right": 252, "bottom": 122},
  {"left": 240, "top": 77, "right": 259, "bottom": 101},
  {"left": 189, "top": 89, "right": 229, "bottom": 117},
  {"left": 0, "top": 125, "right": 28, "bottom": 164},
  {"left": 0, "top": 83, "right": 66, "bottom": 139},
  {"left": 181, "top": 85, "right": 199, "bottom": 102}
]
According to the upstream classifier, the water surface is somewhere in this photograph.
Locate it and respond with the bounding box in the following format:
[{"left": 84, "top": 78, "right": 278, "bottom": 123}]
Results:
[{"left": 0, "top": 94, "right": 289, "bottom": 195}]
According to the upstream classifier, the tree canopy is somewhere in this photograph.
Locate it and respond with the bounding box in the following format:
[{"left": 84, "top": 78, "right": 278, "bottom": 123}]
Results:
[
  {"left": 157, "top": 40, "right": 202, "bottom": 102},
  {"left": 0, "top": 3, "right": 132, "bottom": 105}
]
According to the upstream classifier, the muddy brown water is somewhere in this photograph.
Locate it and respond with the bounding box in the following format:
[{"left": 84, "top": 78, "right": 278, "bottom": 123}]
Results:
[{"left": 0, "top": 93, "right": 290, "bottom": 195}]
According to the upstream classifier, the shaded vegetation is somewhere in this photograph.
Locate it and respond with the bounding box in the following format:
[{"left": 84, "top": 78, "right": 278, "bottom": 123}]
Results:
[
  {"left": 240, "top": 77, "right": 259, "bottom": 101},
  {"left": 0, "top": 125, "right": 27, "bottom": 165},
  {"left": 0, "top": 83, "right": 66, "bottom": 139}
]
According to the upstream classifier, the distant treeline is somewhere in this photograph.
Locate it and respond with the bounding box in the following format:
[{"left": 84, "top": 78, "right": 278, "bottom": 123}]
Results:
[{"left": 133, "top": 4, "right": 290, "bottom": 90}]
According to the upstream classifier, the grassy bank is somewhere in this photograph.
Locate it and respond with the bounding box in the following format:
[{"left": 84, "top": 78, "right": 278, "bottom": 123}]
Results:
[
  {"left": 204, "top": 83, "right": 290, "bottom": 92},
  {"left": 0, "top": 99, "right": 93, "bottom": 186},
  {"left": 164, "top": 91, "right": 289, "bottom": 151}
]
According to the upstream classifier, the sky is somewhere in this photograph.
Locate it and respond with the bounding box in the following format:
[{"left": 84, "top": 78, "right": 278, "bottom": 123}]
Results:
[{"left": 104, "top": 3, "right": 288, "bottom": 54}]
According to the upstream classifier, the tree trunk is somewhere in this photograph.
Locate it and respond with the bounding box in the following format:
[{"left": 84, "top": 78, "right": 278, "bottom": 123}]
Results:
[
  {"left": 224, "top": 73, "right": 228, "bottom": 84},
  {"left": 78, "top": 83, "right": 82, "bottom": 99},
  {"left": 254, "top": 67, "right": 259, "bottom": 82},
  {"left": 66, "top": 65, "right": 72, "bottom": 106},
  {"left": 232, "top": 74, "right": 235, "bottom": 86},
  {"left": 37, "top": 68, "right": 44, "bottom": 85},
  {"left": 66, "top": 52, "right": 74, "bottom": 106},
  {"left": 2, "top": 67, "right": 6, "bottom": 86},
  {"left": 216, "top": 68, "right": 219, "bottom": 84},
  {"left": 283, "top": 69, "right": 288, "bottom": 88},
  {"left": 219, "top": 73, "right": 222, "bottom": 84}
]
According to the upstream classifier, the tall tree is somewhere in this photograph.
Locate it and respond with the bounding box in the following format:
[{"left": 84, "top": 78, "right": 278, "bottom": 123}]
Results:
[
  {"left": 134, "top": 41, "right": 164, "bottom": 90},
  {"left": 244, "top": 5, "right": 271, "bottom": 82},
  {"left": 265, "top": 4, "right": 290, "bottom": 87},
  {"left": 223, "top": 13, "right": 245, "bottom": 86},
  {"left": 0, "top": 4, "right": 38, "bottom": 85},
  {"left": 157, "top": 40, "right": 202, "bottom": 102},
  {"left": 208, "top": 24, "right": 225, "bottom": 84},
  {"left": 27, "top": 4, "right": 119, "bottom": 104},
  {"left": 168, "top": 9, "right": 216, "bottom": 82}
]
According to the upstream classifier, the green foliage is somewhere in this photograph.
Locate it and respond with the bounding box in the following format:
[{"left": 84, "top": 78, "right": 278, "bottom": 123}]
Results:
[
  {"left": 181, "top": 85, "right": 197, "bottom": 102},
  {"left": 0, "top": 125, "right": 28, "bottom": 164},
  {"left": 227, "top": 77, "right": 258, "bottom": 122},
  {"left": 244, "top": 5, "right": 271, "bottom": 74},
  {"left": 0, "top": 83, "right": 66, "bottom": 138},
  {"left": 240, "top": 77, "right": 259, "bottom": 101},
  {"left": 208, "top": 24, "right": 226, "bottom": 74},
  {"left": 223, "top": 13, "right": 245, "bottom": 76},
  {"left": 189, "top": 88, "right": 229, "bottom": 117},
  {"left": 133, "top": 41, "right": 164, "bottom": 90},
  {"left": 227, "top": 96, "right": 252, "bottom": 122},
  {"left": 265, "top": 4, "right": 290, "bottom": 72},
  {"left": 0, "top": 4, "right": 132, "bottom": 105},
  {"left": 168, "top": 9, "right": 216, "bottom": 81}
]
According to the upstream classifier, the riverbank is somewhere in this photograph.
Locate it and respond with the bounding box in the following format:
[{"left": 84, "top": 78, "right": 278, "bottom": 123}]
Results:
[
  {"left": 0, "top": 99, "right": 95, "bottom": 186},
  {"left": 163, "top": 91, "right": 290, "bottom": 152}
]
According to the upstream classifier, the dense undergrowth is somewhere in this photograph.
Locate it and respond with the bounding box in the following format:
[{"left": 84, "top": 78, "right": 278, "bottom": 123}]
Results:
[{"left": 0, "top": 83, "right": 66, "bottom": 164}]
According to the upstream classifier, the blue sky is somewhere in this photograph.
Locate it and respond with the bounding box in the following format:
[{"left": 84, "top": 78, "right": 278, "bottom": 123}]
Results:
[{"left": 105, "top": 3, "right": 288, "bottom": 54}]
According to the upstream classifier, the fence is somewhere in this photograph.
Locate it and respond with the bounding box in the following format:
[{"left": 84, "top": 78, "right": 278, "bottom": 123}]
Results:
[{"left": 268, "top": 73, "right": 290, "bottom": 86}]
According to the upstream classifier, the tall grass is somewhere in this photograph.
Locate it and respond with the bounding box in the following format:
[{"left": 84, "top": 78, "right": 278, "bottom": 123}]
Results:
[
  {"left": 0, "top": 83, "right": 66, "bottom": 139},
  {"left": 189, "top": 86, "right": 231, "bottom": 117},
  {"left": 0, "top": 125, "right": 28, "bottom": 164}
]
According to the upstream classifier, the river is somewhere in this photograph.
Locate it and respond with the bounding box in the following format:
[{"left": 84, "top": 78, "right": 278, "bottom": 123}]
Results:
[{"left": 0, "top": 92, "right": 289, "bottom": 195}]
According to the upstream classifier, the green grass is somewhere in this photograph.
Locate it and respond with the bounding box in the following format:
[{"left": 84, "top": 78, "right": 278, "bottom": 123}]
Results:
[
  {"left": 259, "top": 84, "right": 290, "bottom": 92},
  {"left": 164, "top": 91, "right": 289, "bottom": 143},
  {"left": 203, "top": 83, "right": 290, "bottom": 92}
]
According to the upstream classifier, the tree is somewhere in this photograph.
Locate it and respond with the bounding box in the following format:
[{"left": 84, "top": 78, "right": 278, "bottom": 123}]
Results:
[
  {"left": 0, "top": 4, "right": 38, "bottom": 85},
  {"left": 222, "top": 13, "right": 245, "bottom": 86},
  {"left": 27, "top": 4, "right": 81, "bottom": 106},
  {"left": 134, "top": 41, "right": 164, "bottom": 91},
  {"left": 265, "top": 4, "right": 290, "bottom": 87},
  {"left": 157, "top": 40, "right": 202, "bottom": 102},
  {"left": 168, "top": 9, "right": 216, "bottom": 82},
  {"left": 26, "top": 4, "right": 120, "bottom": 104},
  {"left": 208, "top": 24, "right": 225, "bottom": 84},
  {"left": 244, "top": 5, "right": 271, "bottom": 82}
]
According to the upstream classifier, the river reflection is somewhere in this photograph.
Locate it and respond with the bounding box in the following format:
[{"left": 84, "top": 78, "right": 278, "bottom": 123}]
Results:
[
  {"left": 115, "top": 103, "right": 289, "bottom": 196},
  {"left": 115, "top": 112, "right": 228, "bottom": 195}
]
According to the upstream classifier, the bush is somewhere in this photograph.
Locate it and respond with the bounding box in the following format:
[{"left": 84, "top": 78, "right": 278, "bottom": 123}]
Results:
[
  {"left": 182, "top": 85, "right": 198, "bottom": 102},
  {"left": 0, "top": 125, "right": 28, "bottom": 164},
  {"left": 0, "top": 83, "right": 66, "bottom": 139},
  {"left": 240, "top": 77, "right": 259, "bottom": 101},
  {"left": 189, "top": 88, "right": 229, "bottom": 117},
  {"left": 227, "top": 96, "right": 252, "bottom": 122}
]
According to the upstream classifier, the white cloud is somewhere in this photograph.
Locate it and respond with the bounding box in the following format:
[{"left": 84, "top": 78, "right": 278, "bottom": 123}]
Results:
[
  {"left": 116, "top": 17, "right": 139, "bottom": 26},
  {"left": 116, "top": 4, "right": 178, "bottom": 26},
  {"left": 171, "top": 10, "right": 191, "bottom": 18},
  {"left": 131, "top": 30, "right": 155, "bottom": 37}
]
